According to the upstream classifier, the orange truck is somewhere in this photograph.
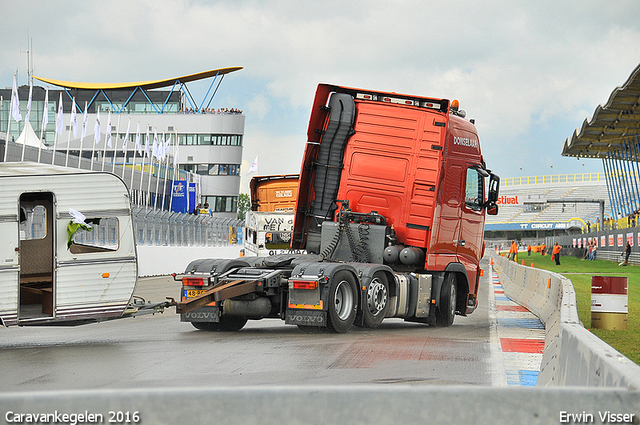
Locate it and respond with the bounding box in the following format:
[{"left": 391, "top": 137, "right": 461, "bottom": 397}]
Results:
[
  {"left": 244, "top": 174, "right": 301, "bottom": 256},
  {"left": 249, "top": 174, "right": 299, "bottom": 212},
  {"left": 176, "top": 83, "right": 500, "bottom": 332},
  {"left": 244, "top": 175, "right": 301, "bottom": 256}
]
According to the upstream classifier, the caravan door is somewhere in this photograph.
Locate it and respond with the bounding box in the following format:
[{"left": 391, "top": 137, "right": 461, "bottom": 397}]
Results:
[
  {"left": 0, "top": 197, "right": 20, "bottom": 327},
  {"left": 18, "top": 192, "right": 55, "bottom": 321}
]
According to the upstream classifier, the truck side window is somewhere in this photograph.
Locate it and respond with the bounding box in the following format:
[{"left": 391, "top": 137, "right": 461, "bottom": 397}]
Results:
[{"left": 464, "top": 168, "right": 484, "bottom": 211}]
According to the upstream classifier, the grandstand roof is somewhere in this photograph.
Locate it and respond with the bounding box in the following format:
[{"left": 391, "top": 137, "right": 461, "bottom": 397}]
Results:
[
  {"left": 33, "top": 67, "right": 243, "bottom": 90},
  {"left": 562, "top": 63, "right": 640, "bottom": 158}
]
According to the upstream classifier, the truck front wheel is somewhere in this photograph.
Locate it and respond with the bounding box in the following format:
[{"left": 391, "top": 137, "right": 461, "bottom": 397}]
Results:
[
  {"left": 327, "top": 270, "right": 358, "bottom": 333},
  {"left": 436, "top": 273, "right": 457, "bottom": 327}
]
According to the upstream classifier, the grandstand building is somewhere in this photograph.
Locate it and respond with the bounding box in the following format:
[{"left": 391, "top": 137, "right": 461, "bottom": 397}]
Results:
[
  {"left": 0, "top": 68, "right": 244, "bottom": 218},
  {"left": 484, "top": 172, "right": 609, "bottom": 243}
]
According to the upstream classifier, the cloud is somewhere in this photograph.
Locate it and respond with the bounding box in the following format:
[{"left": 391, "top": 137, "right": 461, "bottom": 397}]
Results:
[{"left": 2, "top": 0, "right": 640, "bottom": 179}]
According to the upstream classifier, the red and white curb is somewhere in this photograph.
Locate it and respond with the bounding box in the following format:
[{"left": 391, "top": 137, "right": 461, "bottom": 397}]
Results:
[{"left": 489, "top": 266, "right": 545, "bottom": 386}]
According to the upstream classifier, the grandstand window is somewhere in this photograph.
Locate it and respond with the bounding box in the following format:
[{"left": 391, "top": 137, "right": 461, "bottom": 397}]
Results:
[
  {"left": 524, "top": 203, "right": 545, "bottom": 212},
  {"left": 465, "top": 168, "right": 484, "bottom": 211}
]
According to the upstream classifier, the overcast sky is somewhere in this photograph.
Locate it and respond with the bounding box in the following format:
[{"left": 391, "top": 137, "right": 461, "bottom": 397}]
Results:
[{"left": 2, "top": 0, "right": 640, "bottom": 191}]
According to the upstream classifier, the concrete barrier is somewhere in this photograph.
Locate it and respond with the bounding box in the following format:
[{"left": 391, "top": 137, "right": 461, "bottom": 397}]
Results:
[
  {"left": 0, "top": 386, "right": 638, "bottom": 425},
  {"left": 492, "top": 253, "right": 640, "bottom": 388},
  {"left": 136, "top": 245, "right": 242, "bottom": 276}
]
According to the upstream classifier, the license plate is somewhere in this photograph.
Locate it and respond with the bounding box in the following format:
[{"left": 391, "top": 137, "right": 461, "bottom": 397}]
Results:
[{"left": 184, "top": 289, "right": 207, "bottom": 298}]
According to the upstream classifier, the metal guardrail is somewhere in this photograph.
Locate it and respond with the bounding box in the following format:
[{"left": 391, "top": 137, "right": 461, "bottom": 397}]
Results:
[{"left": 132, "top": 207, "right": 243, "bottom": 247}]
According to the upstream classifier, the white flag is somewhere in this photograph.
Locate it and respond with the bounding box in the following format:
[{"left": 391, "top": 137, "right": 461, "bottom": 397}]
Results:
[
  {"left": 159, "top": 132, "right": 166, "bottom": 161},
  {"left": 71, "top": 99, "right": 78, "bottom": 137},
  {"left": 11, "top": 76, "right": 22, "bottom": 122},
  {"left": 55, "top": 93, "right": 64, "bottom": 135},
  {"left": 144, "top": 126, "right": 150, "bottom": 157},
  {"left": 106, "top": 111, "right": 112, "bottom": 148},
  {"left": 25, "top": 82, "right": 33, "bottom": 122},
  {"left": 135, "top": 122, "right": 142, "bottom": 155},
  {"left": 248, "top": 155, "right": 259, "bottom": 173},
  {"left": 94, "top": 108, "right": 101, "bottom": 144},
  {"left": 81, "top": 101, "right": 88, "bottom": 140},
  {"left": 165, "top": 134, "right": 171, "bottom": 158},
  {"left": 122, "top": 117, "right": 131, "bottom": 152},
  {"left": 152, "top": 128, "right": 159, "bottom": 160},
  {"left": 173, "top": 144, "right": 179, "bottom": 171}
]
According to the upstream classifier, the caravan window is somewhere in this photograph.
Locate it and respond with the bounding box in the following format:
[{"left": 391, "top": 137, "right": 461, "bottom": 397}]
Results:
[
  {"left": 69, "top": 217, "right": 120, "bottom": 254},
  {"left": 20, "top": 205, "right": 47, "bottom": 240}
]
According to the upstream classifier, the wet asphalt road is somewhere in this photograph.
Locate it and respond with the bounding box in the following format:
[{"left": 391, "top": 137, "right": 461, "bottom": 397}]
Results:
[{"left": 0, "top": 260, "right": 495, "bottom": 392}]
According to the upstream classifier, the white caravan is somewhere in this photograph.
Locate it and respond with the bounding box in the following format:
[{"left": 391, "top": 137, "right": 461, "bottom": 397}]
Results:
[{"left": 0, "top": 162, "right": 170, "bottom": 327}]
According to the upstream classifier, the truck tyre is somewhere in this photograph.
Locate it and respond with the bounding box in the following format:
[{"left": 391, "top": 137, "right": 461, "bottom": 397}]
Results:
[
  {"left": 436, "top": 273, "right": 457, "bottom": 327},
  {"left": 191, "top": 316, "right": 247, "bottom": 331},
  {"left": 192, "top": 322, "right": 219, "bottom": 331},
  {"left": 361, "top": 272, "right": 389, "bottom": 328},
  {"left": 327, "top": 270, "right": 358, "bottom": 333},
  {"left": 219, "top": 316, "right": 248, "bottom": 331}
]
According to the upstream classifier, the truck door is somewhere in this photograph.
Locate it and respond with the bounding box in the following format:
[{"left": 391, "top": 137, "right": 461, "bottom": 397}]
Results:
[
  {"left": 18, "top": 192, "right": 55, "bottom": 321},
  {"left": 458, "top": 167, "right": 485, "bottom": 290}
]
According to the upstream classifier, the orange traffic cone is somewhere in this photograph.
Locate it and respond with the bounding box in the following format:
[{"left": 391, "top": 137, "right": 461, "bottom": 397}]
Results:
[
  {"left": 531, "top": 263, "right": 534, "bottom": 268},
  {"left": 490, "top": 258, "right": 494, "bottom": 265},
  {"left": 522, "top": 260, "right": 525, "bottom": 265}
]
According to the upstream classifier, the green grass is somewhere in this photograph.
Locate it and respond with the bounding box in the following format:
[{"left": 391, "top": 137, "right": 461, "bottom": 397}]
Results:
[{"left": 502, "top": 251, "right": 640, "bottom": 365}]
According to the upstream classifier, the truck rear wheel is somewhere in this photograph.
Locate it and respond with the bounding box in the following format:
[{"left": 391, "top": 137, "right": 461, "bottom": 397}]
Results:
[
  {"left": 436, "top": 273, "right": 457, "bottom": 327},
  {"left": 361, "top": 272, "right": 389, "bottom": 328},
  {"left": 219, "top": 316, "right": 248, "bottom": 331},
  {"left": 327, "top": 270, "right": 358, "bottom": 333},
  {"left": 191, "top": 316, "right": 248, "bottom": 332}
]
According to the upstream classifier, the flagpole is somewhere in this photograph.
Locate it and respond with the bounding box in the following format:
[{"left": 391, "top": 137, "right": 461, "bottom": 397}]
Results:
[
  {"left": 4, "top": 89, "right": 11, "bottom": 163},
  {"left": 139, "top": 125, "right": 150, "bottom": 208},
  {"left": 121, "top": 117, "right": 131, "bottom": 180},
  {"left": 64, "top": 122, "right": 72, "bottom": 167},
  {"left": 5, "top": 73, "right": 20, "bottom": 163},
  {"left": 38, "top": 87, "right": 48, "bottom": 164},
  {"left": 78, "top": 101, "right": 88, "bottom": 170},
  {"left": 153, "top": 130, "right": 162, "bottom": 209},
  {"left": 146, "top": 156, "right": 155, "bottom": 211},
  {"left": 91, "top": 108, "right": 101, "bottom": 171},
  {"left": 161, "top": 133, "right": 171, "bottom": 211},
  {"left": 144, "top": 126, "right": 154, "bottom": 209},
  {"left": 169, "top": 132, "right": 176, "bottom": 213},
  {"left": 21, "top": 81, "right": 33, "bottom": 162},
  {"left": 112, "top": 112, "right": 121, "bottom": 174},
  {"left": 51, "top": 93, "right": 63, "bottom": 166},
  {"left": 130, "top": 121, "right": 140, "bottom": 200},
  {"left": 101, "top": 110, "right": 111, "bottom": 172}
]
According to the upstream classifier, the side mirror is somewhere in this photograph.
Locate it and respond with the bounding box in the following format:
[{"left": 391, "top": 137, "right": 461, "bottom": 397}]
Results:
[
  {"left": 487, "top": 173, "right": 500, "bottom": 203},
  {"left": 486, "top": 203, "right": 499, "bottom": 216}
]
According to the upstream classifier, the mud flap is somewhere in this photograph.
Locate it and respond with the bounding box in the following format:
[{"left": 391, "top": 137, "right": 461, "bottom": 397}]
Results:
[
  {"left": 181, "top": 306, "right": 219, "bottom": 323},
  {"left": 285, "top": 309, "right": 327, "bottom": 327}
]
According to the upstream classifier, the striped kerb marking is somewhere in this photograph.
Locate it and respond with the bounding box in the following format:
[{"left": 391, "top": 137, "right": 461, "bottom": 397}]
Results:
[{"left": 491, "top": 267, "right": 545, "bottom": 386}]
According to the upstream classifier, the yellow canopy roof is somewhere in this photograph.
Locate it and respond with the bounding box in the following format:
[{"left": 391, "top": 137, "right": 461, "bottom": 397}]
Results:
[{"left": 33, "top": 67, "right": 242, "bottom": 90}]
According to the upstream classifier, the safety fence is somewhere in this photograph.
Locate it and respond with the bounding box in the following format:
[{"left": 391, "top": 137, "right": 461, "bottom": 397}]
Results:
[
  {"left": 132, "top": 207, "right": 243, "bottom": 247},
  {"left": 492, "top": 253, "right": 640, "bottom": 388},
  {"left": 502, "top": 172, "right": 605, "bottom": 187}
]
